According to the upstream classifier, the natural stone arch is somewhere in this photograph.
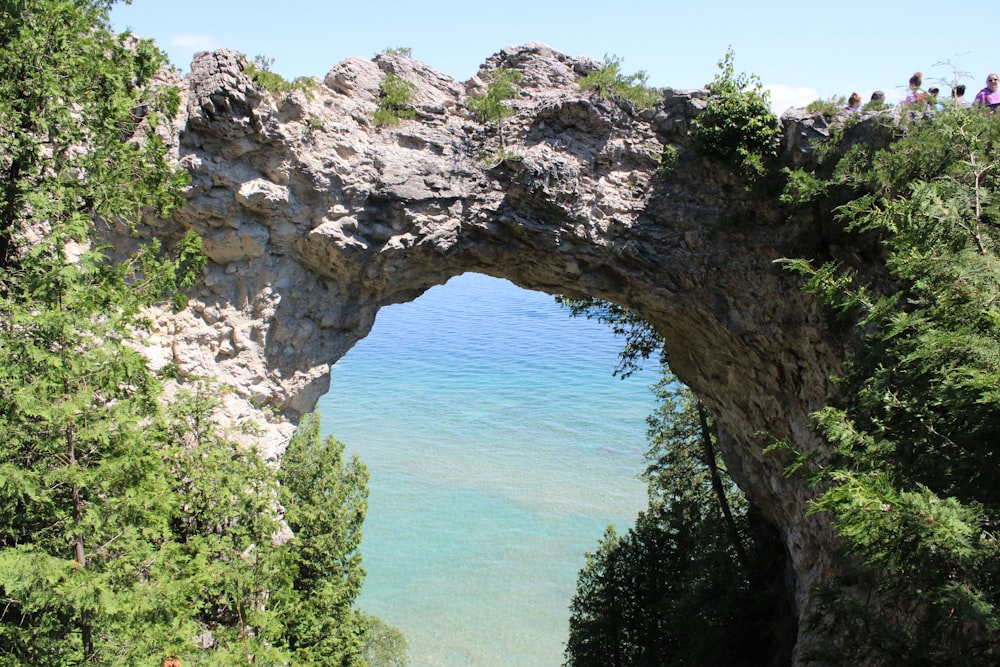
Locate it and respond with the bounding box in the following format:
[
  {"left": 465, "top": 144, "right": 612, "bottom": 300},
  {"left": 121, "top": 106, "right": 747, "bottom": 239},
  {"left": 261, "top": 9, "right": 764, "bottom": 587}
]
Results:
[{"left": 136, "top": 44, "right": 861, "bottom": 662}]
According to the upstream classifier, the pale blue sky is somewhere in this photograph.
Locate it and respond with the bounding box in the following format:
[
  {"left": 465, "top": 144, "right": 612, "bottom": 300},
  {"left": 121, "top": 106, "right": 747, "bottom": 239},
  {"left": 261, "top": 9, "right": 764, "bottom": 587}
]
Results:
[{"left": 111, "top": 0, "right": 999, "bottom": 113}]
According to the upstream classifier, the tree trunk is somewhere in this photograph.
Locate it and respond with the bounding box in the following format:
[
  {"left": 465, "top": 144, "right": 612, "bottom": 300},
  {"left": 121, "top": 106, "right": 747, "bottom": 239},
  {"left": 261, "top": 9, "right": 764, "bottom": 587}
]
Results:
[{"left": 697, "top": 401, "right": 748, "bottom": 568}]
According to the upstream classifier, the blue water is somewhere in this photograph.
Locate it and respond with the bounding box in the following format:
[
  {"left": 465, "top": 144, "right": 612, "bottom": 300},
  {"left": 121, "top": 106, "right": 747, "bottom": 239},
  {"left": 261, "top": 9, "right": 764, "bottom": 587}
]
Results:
[{"left": 317, "top": 273, "right": 659, "bottom": 666}]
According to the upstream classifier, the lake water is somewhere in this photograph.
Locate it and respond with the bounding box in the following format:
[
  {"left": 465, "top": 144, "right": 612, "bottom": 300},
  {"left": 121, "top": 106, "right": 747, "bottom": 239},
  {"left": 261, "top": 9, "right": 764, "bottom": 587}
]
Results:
[{"left": 317, "top": 273, "right": 659, "bottom": 666}]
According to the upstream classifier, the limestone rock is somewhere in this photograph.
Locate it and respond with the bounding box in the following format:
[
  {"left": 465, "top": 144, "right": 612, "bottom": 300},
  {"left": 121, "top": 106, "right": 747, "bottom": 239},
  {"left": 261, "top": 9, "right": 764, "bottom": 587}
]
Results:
[{"left": 124, "top": 43, "right": 897, "bottom": 663}]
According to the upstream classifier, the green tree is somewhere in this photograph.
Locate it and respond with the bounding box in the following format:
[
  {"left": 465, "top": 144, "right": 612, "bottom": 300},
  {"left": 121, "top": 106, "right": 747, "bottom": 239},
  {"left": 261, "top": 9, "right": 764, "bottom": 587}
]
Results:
[
  {"left": 0, "top": 4, "right": 386, "bottom": 665},
  {"left": 0, "top": 2, "right": 199, "bottom": 663},
  {"left": 271, "top": 413, "right": 374, "bottom": 666},
  {"left": 565, "top": 372, "right": 789, "bottom": 666},
  {"left": 156, "top": 382, "right": 290, "bottom": 665},
  {"left": 358, "top": 613, "right": 408, "bottom": 667},
  {"left": 780, "top": 106, "right": 1000, "bottom": 663},
  {"left": 0, "top": 0, "right": 186, "bottom": 268},
  {"left": 466, "top": 67, "right": 522, "bottom": 160}
]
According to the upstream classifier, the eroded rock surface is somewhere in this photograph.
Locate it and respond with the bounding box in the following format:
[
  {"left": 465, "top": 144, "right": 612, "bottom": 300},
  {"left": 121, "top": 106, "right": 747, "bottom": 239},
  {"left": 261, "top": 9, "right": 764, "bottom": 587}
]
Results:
[{"left": 135, "top": 43, "right": 875, "bottom": 662}]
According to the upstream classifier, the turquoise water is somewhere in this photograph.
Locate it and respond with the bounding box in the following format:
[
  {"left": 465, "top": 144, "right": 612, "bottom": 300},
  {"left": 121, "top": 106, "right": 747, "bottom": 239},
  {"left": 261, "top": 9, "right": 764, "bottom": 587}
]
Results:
[{"left": 317, "top": 273, "right": 659, "bottom": 666}]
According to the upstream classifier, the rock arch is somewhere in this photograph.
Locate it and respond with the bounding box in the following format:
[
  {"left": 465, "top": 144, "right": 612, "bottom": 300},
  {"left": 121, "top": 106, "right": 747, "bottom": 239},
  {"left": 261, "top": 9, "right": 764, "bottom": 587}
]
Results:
[{"left": 140, "top": 44, "right": 855, "bottom": 662}]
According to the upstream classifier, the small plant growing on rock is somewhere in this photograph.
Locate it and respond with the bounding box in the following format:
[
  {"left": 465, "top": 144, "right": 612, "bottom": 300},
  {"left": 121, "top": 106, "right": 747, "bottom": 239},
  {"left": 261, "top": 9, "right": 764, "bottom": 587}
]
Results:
[
  {"left": 373, "top": 72, "right": 417, "bottom": 127},
  {"left": 658, "top": 144, "right": 680, "bottom": 179},
  {"left": 806, "top": 95, "right": 847, "bottom": 116},
  {"left": 380, "top": 46, "right": 413, "bottom": 57},
  {"left": 578, "top": 54, "right": 661, "bottom": 110},
  {"left": 242, "top": 54, "right": 314, "bottom": 100},
  {"left": 467, "top": 67, "right": 523, "bottom": 164},
  {"left": 690, "top": 48, "right": 779, "bottom": 179}
]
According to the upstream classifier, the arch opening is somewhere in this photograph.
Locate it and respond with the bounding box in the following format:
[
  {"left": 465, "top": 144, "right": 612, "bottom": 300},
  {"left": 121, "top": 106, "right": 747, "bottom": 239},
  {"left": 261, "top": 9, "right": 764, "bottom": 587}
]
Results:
[{"left": 317, "top": 273, "right": 660, "bottom": 666}]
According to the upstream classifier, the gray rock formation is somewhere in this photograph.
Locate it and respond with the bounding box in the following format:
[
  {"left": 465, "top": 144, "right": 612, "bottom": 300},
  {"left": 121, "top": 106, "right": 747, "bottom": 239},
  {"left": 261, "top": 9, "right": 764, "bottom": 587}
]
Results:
[{"left": 134, "top": 43, "right": 876, "bottom": 662}]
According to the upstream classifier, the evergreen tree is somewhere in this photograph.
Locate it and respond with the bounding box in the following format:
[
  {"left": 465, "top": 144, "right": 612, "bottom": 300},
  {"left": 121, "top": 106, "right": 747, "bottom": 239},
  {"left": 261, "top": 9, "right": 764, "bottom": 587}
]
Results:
[
  {"left": 272, "top": 414, "right": 372, "bottom": 666},
  {"left": 565, "top": 371, "right": 790, "bottom": 666},
  {"left": 0, "top": 4, "right": 392, "bottom": 665},
  {"left": 466, "top": 67, "right": 522, "bottom": 158},
  {"left": 156, "top": 382, "right": 291, "bottom": 665},
  {"left": 0, "top": 1, "right": 196, "bottom": 663},
  {"left": 0, "top": 0, "right": 186, "bottom": 269},
  {"left": 781, "top": 106, "right": 1000, "bottom": 664}
]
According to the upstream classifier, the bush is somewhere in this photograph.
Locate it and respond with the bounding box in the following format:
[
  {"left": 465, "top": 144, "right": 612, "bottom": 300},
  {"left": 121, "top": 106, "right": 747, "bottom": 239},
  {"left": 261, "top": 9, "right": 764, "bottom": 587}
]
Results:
[
  {"left": 807, "top": 95, "right": 847, "bottom": 116},
  {"left": 466, "top": 68, "right": 523, "bottom": 162},
  {"left": 690, "top": 48, "right": 780, "bottom": 178},
  {"left": 779, "top": 105, "right": 1000, "bottom": 665},
  {"left": 658, "top": 144, "right": 680, "bottom": 179},
  {"left": 578, "top": 54, "right": 661, "bottom": 110},
  {"left": 373, "top": 73, "right": 416, "bottom": 127},
  {"left": 242, "top": 54, "right": 314, "bottom": 100}
]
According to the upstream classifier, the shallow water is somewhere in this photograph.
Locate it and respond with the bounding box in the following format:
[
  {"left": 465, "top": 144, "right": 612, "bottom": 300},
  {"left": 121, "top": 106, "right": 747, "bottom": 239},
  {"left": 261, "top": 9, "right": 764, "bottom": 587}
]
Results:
[{"left": 317, "top": 273, "right": 658, "bottom": 666}]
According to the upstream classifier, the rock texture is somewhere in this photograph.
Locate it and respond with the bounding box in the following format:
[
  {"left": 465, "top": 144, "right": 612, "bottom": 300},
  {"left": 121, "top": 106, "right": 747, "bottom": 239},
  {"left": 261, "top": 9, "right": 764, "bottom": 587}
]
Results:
[{"left": 133, "top": 43, "right": 877, "bottom": 662}]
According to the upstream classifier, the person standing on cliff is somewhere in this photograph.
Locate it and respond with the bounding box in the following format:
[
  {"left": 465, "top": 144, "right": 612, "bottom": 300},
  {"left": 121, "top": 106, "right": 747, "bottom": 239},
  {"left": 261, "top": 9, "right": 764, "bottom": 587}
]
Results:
[
  {"left": 974, "top": 73, "right": 1000, "bottom": 111},
  {"left": 903, "top": 71, "right": 927, "bottom": 107},
  {"left": 951, "top": 84, "right": 971, "bottom": 107},
  {"left": 844, "top": 92, "right": 862, "bottom": 113}
]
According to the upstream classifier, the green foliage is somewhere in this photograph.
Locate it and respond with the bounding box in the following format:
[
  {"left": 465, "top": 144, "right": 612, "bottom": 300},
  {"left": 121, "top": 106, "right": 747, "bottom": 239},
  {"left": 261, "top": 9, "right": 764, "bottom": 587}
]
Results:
[
  {"left": 806, "top": 95, "right": 847, "bottom": 116},
  {"left": 565, "top": 371, "right": 791, "bottom": 666},
  {"left": 0, "top": 5, "right": 203, "bottom": 658},
  {"left": 0, "top": 0, "right": 187, "bottom": 266},
  {"left": 780, "top": 107, "right": 1000, "bottom": 663},
  {"left": 272, "top": 414, "right": 374, "bottom": 666},
  {"left": 862, "top": 97, "right": 889, "bottom": 112},
  {"left": 380, "top": 46, "right": 412, "bottom": 57},
  {"left": 779, "top": 167, "right": 831, "bottom": 205},
  {"left": 657, "top": 144, "right": 680, "bottom": 180},
  {"left": 373, "top": 72, "right": 416, "bottom": 127},
  {"left": 0, "top": 4, "right": 388, "bottom": 664},
  {"left": 554, "top": 295, "right": 664, "bottom": 377},
  {"left": 690, "top": 48, "right": 780, "bottom": 179},
  {"left": 466, "top": 67, "right": 523, "bottom": 161},
  {"left": 577, "top": 54, "right": 661, "bottom": 110},
  {"left": 241, "top": 54, "right": 314, "bottom": 100},
  {"left": 557, "top": 294, "right": 796, "bottom": 664},
  {"left": 359, "top": 613, "right": 408, "bottom": 666},
  {"left": 306, "top": 114, "right": 325, "bottom": 131},
  {"left": 156, "top": 382, "right": 291, "bottom": 665}
]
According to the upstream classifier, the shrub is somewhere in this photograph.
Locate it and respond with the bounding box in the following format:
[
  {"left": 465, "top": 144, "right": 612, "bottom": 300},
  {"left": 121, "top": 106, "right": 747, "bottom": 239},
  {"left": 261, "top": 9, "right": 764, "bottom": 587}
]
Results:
[
  {"left": 242, "top": 54, "right": 314, "bottom": 100},
  {"left": 373, "top": 73, "right": 416, "bottom": 127},
  {"left": 690, "top": 48, "right": 780, "bottom": 178},
  {"left": 578, "top": 54, "right": 661, "bottom": 110},
  {"left": 658, "top": 144, "right": 680, "bottom": 179},
  {"left": 466, "top": 68, "right": 523, "bottom": 163},
  {"left": 807, "top": 95, "right": 847, "bottom": 116},
  {"left": 380, "top": 46, "right": 412, "bottom": 57}
]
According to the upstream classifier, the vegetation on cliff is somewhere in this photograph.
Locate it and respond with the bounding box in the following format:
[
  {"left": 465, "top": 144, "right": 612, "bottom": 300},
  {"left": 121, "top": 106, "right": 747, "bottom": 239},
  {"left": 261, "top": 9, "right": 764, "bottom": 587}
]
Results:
[
  {"left": 778, "top": 104, "right": 1000, "bottom": 664},
  {"left": 565, "top": 62, "right": 1000, "bottom": 664},
  {"left": 690, "top": 48, "right": 780, "bottom": 179},
  {"left": 577, "top": 54, "right": 661, "bottom": 111},
  {"left": 562, "top": 368, "right": 792, "bottom": 666},
  {"left": 0, "top": 2, "right": 397, "bottom": 665}
]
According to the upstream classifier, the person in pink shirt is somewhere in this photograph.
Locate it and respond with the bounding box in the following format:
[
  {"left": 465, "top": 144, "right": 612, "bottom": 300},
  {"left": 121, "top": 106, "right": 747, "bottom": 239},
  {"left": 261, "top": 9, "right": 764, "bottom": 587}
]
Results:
[
  {"left": 974, "top": 73, "right": 1000, "bottom": 110},
  {"left": 903, "top": 71, "right": 927, "bottom": 107}
]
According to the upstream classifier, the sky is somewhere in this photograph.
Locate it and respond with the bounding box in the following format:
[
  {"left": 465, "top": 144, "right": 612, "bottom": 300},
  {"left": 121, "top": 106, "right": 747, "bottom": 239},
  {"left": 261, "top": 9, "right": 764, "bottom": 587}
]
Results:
[{"left": 110, "top": 1, "right": 999, "bottom": 114}]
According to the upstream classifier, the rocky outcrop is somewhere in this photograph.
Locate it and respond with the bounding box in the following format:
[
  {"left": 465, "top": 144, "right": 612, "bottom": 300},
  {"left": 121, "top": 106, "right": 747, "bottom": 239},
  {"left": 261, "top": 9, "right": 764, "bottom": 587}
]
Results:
[{"left": 134, "top": 43, "right": 879, "bottom": 662}]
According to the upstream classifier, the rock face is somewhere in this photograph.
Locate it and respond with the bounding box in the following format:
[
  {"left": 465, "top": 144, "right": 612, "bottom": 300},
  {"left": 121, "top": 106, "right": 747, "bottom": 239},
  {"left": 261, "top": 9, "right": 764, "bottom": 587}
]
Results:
[{"left": 137, "top": 43, "right": 871, "bottom": 662}]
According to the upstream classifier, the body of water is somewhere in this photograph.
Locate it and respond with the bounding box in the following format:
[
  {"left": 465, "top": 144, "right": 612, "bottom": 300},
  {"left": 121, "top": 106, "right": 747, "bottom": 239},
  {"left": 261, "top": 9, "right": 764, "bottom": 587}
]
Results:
[{"left": 317, "top": 273, "right": 659, "bottom": 666}]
